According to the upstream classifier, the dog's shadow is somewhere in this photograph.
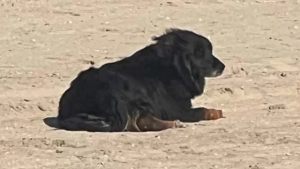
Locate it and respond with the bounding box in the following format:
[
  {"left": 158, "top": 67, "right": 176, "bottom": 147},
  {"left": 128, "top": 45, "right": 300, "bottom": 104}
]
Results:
[{"left": 43, "top": 117, "right": 60, "bottom": 129}]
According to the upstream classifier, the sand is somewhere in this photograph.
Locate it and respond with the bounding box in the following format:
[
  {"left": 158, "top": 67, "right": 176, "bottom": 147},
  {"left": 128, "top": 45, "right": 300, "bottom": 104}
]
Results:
[{"left": 0, "top": 0, "right": 300, "bottom": 168}]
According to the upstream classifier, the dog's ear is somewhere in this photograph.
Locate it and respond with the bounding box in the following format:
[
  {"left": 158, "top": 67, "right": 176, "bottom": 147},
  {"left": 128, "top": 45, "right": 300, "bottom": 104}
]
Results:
[
  {"left": 152, "top": 29, "right": 185, "bottom": 58},
  {"left": 158, "top": 29, "right": 204, "bottom": 94},
  {"left": 153, "top": 29, "right": 206, "bottom": 95},
  {"left": 173, "top": 51, "right": 199, "bottom": 90},
  {"left": 153, "top": 29, "right": 194, "bottom": 78}
]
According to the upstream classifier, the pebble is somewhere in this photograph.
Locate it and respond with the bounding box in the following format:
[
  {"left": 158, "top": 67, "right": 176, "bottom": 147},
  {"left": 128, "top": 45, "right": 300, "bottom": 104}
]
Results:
[
  {"left": 280, "top": 72, "right": 287, "bottom": 77},
  {"left": 55, "top": 150, "right": 63, "bottom": 153},
  {"left": 37, "top": 103, "right": 47, "bottom": 111},
  {"left": 268, "top": 104, "right": 286, "bottom": 110}
]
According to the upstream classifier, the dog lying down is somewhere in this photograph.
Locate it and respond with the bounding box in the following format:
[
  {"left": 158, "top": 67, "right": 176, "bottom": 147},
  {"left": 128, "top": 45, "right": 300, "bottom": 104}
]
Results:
[{"left": 57, "top": 28, "right": 226, "bottom": 132}]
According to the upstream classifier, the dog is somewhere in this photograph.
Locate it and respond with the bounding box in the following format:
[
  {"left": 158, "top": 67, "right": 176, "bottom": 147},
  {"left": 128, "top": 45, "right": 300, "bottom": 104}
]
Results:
[{"left": 57, "top": 28, "right": 226, "bottom": 132}]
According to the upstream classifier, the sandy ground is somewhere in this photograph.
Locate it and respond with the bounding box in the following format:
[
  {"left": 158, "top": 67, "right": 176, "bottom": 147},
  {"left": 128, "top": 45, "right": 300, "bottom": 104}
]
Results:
[{"left": 0, "top": 0, "right": 300, "bottom": 168}]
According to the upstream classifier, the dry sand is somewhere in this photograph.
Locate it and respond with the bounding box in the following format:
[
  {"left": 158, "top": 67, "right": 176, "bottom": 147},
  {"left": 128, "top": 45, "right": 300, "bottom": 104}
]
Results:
[{"left": 0, "top": 0, "right": 300, "bottom": 168}]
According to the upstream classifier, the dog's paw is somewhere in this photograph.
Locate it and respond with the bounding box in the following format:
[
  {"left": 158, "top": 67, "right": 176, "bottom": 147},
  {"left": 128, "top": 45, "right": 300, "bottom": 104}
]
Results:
[
  {"left": 203, "top": 109, "right": 225, "bottom": 120},
  {"left": 173, "top": 120, "right": 187, "bottom": 128}
]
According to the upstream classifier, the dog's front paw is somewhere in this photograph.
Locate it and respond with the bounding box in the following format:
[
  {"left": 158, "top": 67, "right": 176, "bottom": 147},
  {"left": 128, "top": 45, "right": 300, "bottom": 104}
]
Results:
[
  {"left": 173, "top": 120, "right": 187, "bottom": 128},
  {"left": 203, "top": 109, "right": 225, "bottom": 120}
]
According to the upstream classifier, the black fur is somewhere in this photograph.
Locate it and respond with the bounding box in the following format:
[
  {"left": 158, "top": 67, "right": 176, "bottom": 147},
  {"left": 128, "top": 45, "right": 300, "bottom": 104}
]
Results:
[{"left": 57, "top": 28, "right": 225, "bottom": 132}]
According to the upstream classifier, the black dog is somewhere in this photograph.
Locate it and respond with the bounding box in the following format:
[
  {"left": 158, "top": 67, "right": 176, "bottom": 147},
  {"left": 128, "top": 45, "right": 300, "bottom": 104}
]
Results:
[{"left": 57, "top": 28, "right": 225, "bottom": 132}]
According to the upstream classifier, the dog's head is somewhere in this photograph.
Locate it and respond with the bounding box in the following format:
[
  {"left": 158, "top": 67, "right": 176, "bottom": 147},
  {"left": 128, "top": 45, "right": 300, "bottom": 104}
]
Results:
[{"left": 153, "top": 28, "right": 225, "bottom": 95}]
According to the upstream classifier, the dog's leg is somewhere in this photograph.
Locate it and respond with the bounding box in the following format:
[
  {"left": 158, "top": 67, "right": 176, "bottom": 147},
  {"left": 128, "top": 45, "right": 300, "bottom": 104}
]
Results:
[
  {"left": 136, "top": 113, "right": 185, "bottom": 132},
  {"left": 58, "top": 114, "right": 111, "bottom": 132}
]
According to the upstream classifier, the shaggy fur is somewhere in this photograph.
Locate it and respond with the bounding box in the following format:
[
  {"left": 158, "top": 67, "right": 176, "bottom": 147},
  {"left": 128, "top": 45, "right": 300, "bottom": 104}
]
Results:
[{"left": 57, "top": 28, "right": 225, "bottom": 132}]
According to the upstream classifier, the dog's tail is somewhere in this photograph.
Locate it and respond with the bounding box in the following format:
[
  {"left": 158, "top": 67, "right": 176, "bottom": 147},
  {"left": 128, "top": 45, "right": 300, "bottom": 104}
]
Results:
[{"left": 57, "top": 114, "right": 112, "bottom": 132}]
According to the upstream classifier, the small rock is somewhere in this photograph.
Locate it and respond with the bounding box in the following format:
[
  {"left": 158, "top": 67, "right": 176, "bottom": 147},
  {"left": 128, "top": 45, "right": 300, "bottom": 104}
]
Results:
[
  {"left": 224, "top": 87, "right": 233, "bottom": 94},
  {"left": 268, "top": 104, "right": 286, "bottom": 110},
  {"left": 37, "top": 103, "right": 47, "bottom": 111},
  {"left": 55, "top": 150, "right": 63, "bottom": 153},
  {"left": 280, "top": 72, "right": 287, "bottom": 77},
  {"left": 218, "top": 87, "right": 234, "bottom": 94},
  {"left": 81, "top": 60, "right": 95, "bottom": 65},
  {"left": 231, "top": 67, "right": 240, "bottom": 74},
  {"left": 249, "top": 164, "right": 260, "bottom": 169},
  {"left": 50, "top": 72, "right": 60, "bottom": 77},
  {"left": 70, "top": 12, "right": 80, "bottom": 16},
  {"left": 166, "top": 2, "right": 177, "bottom": 6},
  {"left": 52, "top": 140, "right": 66, "bottom": 147}
]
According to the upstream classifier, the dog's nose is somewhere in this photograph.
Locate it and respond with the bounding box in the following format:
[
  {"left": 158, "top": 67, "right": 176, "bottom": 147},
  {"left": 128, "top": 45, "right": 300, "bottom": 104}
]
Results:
[
  {"left": 213, "top": 56, "right": 225, "bottom": 72},
  {"left": 214, "top": 63, "right": 225, "bottom": 77},
  {"left": 218, "top": 63, "right": 225, "bottom": 72}
]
